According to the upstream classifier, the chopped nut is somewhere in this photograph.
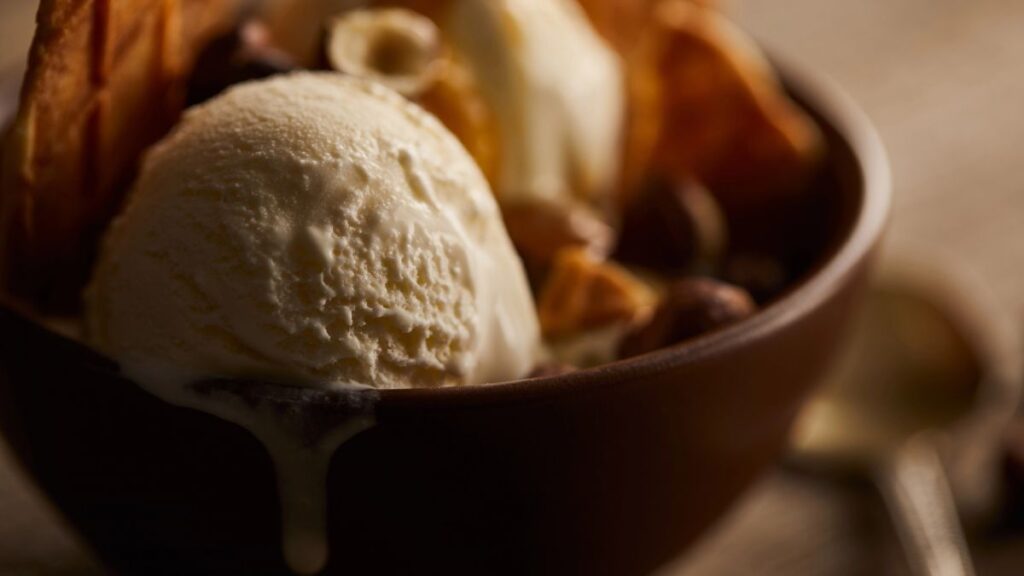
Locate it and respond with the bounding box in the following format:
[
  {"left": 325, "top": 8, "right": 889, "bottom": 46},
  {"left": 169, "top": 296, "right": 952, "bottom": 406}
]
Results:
[
  {"left": 619, "top": 277, "right": 756, "bottom": 357},
  {"left": 723, "top": 253, "right": 789, "bottom": 302},
  {"left": 538, "top": 247, "right": 657, "bottom": 338},
  {"left": 325, "top": 8, "right": 444, "bottom": 98},
  {"left": 503, "top": 199, "right": 614, "bottom": 276},
  {"left": 614, "top": 176, "right": 726, "bottom": 274},
  {"left": 187, "top": 20, "right": 297, "bottom": 106},
  {"left": 623, "top": 0, "right": 823, "bottom": 210},
  {"left": 323, "top": 8, "right": 499, "bottom": 184}
]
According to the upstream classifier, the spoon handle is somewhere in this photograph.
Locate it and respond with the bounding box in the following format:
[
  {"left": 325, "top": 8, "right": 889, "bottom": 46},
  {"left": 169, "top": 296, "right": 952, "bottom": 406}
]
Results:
[{"left": 877, "top": 435, "right": 975, "bottom": 576}]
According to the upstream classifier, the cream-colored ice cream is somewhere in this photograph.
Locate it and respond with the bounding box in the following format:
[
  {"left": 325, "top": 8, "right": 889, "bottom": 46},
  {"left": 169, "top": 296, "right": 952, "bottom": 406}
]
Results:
[
  {"left": 86, "top": 72, "right": 540, "bottom": 391},
  {"left": 446, "top": 0, "right": 626, "bottom": 208},
  {"left": 260, "top": 0, "right": 626, "bottom": 208}
]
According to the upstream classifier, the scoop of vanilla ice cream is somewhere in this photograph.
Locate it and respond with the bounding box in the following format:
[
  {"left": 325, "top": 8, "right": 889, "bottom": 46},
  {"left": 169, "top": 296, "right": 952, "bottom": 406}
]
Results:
[
  {"left": 86, "top": 72, "right": 540, "bottom": 390},
  {"left": 446, "top": 0, "right": 626, "bottom": 207}
]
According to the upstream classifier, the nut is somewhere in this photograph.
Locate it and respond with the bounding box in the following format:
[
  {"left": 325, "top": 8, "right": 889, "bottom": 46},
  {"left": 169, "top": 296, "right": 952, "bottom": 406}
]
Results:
[
  {"left": 187, "top": 20, "right": 297, "bottom": 106},
  {"left": 624, "top": 0, "right": 823, "bottom": 209},
  {"left": 619, "top": 277, "right": 755, "bottom": 357},
  {"left": 503, "top": 199, "right": 614, "bottom": 278},
  {"left": 323, "top": 8, "right": 499, "bottom": 183},
  {"left": 723, "top": 253, "right": 789, "bottom": 302},
  {"left": 537, "top": 247, "right": 657, "bottom": 338},
  {"left": 614, "top": 176, "right": 726, "bottom": 274},
  {"left": 325, "top": 8, "right": 444, "bottom": 98}
]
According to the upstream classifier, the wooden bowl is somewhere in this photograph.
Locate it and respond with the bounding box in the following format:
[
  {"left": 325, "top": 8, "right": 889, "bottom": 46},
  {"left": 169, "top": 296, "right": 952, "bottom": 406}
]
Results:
[{"left": 0, "top": 63, "right": 889, "bottom": 576}]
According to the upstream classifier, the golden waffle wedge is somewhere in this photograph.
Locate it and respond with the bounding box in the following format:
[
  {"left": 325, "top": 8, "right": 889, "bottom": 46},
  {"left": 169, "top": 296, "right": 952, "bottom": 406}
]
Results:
[
  {"left": 1, "top": 0, "right": 240, "bottom": 311},
  {"left": 574, "top": 0, "right": 717, "bottom": 53},
  {"left": 537, "top": 247, "right": 656, "bottom": 339},
  {"left": 416, "top": 54, "right": 500, "bottom": 186},
  {"left": 574, "top": 0, "right": 657, "bottom": 53},
  {"left": 623, "top": 0, "right": 823, "bottom": 210}
]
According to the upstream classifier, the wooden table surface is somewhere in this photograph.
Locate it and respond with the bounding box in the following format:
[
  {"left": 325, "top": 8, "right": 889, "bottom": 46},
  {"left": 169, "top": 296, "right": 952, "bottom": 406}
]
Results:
[
  {"left": 2, "top": 0, "right": 1023, "bottom": 574},
  {"left": 734, "top": 0, "right": 1024, "bottom": 316}
]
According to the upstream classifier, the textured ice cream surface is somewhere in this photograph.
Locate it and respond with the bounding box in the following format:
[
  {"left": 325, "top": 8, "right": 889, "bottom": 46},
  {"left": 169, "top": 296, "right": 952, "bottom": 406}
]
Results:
[{"left": 86, "top": 72, "right": 540, "bottom": 390}]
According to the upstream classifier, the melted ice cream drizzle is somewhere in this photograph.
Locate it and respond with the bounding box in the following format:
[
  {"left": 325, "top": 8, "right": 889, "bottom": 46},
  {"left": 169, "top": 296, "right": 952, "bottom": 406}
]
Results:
[{"left": 138, "top": 371, "right": 379, "bottom": 575}]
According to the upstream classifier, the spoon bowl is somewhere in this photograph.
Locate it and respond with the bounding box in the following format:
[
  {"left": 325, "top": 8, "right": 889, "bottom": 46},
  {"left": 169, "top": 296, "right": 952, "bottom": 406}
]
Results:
[{"left": 790, "top": 259, "right": 1022, "bottom": 576}]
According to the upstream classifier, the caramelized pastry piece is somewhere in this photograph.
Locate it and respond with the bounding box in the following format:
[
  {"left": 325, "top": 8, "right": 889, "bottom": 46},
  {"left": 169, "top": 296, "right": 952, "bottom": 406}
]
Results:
[
  {"left": 575, "top": 0, "right": 717, "bottom": 53},
  {"left": 574, "top": 0, "right": 657, "bottom": 54},
  {"left": 538, "top": 247, "right": 656, "bottom": 338},
  {"left": 503, "top": 199, "right": 614, "bottom": 277},
  {"left": 614, "top": 176, "right": 725, "bottom": 274},
  {"left": 624, "top": 0, "right": 823, "bottom": 210},
  {"left": 620, "top": 277, "right": 755, "bottom": 357},
  {"left": 0, "top": 0, "right": 241, "bottom": 310},
  {"left": 417, "top": 55, "right": 500, "bottom": 185},
  {"left": 323, "top": 8, "right": 498, "bottom": 182}
]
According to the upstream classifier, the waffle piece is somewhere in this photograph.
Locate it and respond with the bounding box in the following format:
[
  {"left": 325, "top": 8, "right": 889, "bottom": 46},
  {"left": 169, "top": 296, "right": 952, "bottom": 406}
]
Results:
[
  {"left": 417, "top": 56, "right": 499, "bottom": 186},
  {"left": 538, "top": 247, "right": 656, "bottom": 339},
  {"left": 574, "top": 0, "right": 657, "bottom": 53},
  {"left": 575, "top": 0, "right": 717, "bottom": 53},
  {"left": 502, "top": 198, "right": 613, "bottom": 279},
  {"left": 1, "top": 0, "right": 240, "bottom": 310},
  {"left": 623, "top": 0, "right": 823, "bottom": 210}
]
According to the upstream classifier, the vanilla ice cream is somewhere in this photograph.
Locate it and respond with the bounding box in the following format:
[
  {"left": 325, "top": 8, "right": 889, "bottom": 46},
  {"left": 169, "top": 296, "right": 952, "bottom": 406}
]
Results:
[
  {"left": 446, "top": 0, "right": 626, "bottom": 207},
  {"left": 86, "top": 72, "right": 540, "bottom": 391}
]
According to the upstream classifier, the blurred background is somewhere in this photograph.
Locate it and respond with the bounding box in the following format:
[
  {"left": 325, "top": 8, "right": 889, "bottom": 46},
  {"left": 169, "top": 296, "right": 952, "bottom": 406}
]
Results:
[{"left": 1, "top": 0, "right": 1023, "bottom": 574}]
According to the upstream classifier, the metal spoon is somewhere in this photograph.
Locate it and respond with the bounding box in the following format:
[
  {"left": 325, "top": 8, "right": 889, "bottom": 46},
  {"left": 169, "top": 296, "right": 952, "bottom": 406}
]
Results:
[{"left": 790, "top": 260, "right": 1021, "bottom": 576}]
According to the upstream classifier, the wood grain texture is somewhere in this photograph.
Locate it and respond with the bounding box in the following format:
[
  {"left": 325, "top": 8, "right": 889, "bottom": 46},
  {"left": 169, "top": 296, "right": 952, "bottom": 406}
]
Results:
[{"left": 0, "top": 0, "right": 1022, "bottom": 573}]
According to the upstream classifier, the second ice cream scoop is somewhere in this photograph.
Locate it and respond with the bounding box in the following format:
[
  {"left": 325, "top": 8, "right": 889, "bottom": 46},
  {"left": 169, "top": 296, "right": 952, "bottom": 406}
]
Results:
[{"left": 447, "top": 0, "right": 626, "bottom": 208}]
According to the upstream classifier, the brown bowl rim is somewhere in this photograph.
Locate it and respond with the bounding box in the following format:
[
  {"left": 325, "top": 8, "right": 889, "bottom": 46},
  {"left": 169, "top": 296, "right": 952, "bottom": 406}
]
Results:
[{"left": 379, "top": 60, "right": 892, "bottom": 406}]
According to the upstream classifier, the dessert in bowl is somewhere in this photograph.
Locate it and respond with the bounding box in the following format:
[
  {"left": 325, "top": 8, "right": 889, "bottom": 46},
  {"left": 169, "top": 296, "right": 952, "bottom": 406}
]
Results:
[{"left": 0, "top": 0, "right": 889, "bottom": 574}]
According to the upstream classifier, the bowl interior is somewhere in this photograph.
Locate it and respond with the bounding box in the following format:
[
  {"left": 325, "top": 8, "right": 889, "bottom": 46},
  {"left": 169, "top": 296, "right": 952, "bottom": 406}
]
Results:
[{"left": 0, "top": 61, "right": 890, "bottom": 403}]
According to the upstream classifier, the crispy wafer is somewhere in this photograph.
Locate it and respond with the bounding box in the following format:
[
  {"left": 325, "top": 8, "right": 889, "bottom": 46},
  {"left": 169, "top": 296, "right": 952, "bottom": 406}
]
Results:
[
  {"left": 1, "top": 0, "right": 240, "bottom": 310},
  {"left": 624, "top": 0, "right": 823, "bottom": 209},
  {"left": 575, "top": 0, "right": 717, "bottom": 53}
]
